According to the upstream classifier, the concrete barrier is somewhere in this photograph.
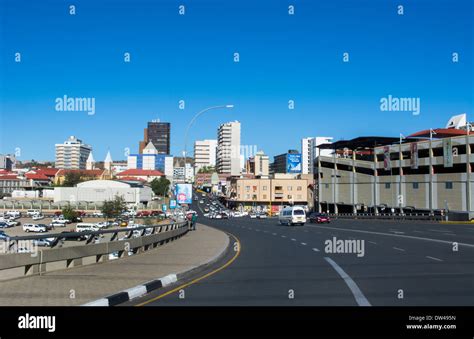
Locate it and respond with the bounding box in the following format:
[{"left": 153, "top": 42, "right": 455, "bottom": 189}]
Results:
[{"left": 0, "top": 221, "right": 188, "bottom": 280}]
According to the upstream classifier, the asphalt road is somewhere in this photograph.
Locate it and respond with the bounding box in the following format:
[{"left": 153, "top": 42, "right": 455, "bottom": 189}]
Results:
[{"left": 129, "top": 200, "right": 474, "bottom": 306}]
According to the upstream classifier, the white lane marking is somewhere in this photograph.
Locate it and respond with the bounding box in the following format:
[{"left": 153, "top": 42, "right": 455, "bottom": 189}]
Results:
[
  {"left": 368, "top": 241, "right": 377, "bottom": 245},
  {"left": 413, "top": 230, "right": 424, "bottom": 233},
  {"left": 281, "top": 235, "right": 287, "bottom": 238},
  {"left": 272, "top": 233, "right": 277, "bottom": 235},
  {"left": 426, "top": 256, "right": 443, "bottom": 262},
  {"left": 311, "top": 225, "right": 474, "bottom": 248},
  {"left": 428, "top": 229, "right": 453, "bottom": 233},
  {"left": 312, "top": 248, "right": 320, "bottom": 252},
  {"left": 301, "top": 242, "right": 307, "bottom": 246},
  {"left": 393, "top": 247, "right": 405, "bottom": 252},
  {"left": 291, "top": 238, "right": 296, "bottom": 241},
  {"left": 324, "top": 257, "right": 371, "bottom": 307}
]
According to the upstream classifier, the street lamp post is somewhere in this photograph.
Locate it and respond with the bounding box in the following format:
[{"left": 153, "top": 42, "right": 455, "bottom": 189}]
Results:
[{"left": 183, "top": 105, "right": 235, "bottom": 183}]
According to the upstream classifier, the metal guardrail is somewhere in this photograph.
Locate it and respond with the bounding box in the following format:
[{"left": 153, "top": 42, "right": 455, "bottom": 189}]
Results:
[
  {"left": 326, "top": 213, "right": 443, "bottom": 221},
  {"left": 0, "top": 220, "right": 189, "bottom": 279}
]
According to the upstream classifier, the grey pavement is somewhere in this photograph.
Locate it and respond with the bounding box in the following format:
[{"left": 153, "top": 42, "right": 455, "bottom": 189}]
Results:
[{"left": 0, "top": 223, "right": 229, "bottom": 306}]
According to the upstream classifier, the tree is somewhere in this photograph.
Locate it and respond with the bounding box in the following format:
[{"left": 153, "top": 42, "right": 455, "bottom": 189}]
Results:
[
  {"left": 198, "top": 166, "right": 215, "bottom": 174},
  {"left": 101, "top": 195, "right": 126, "bottom": 220},
  {"left": 62, "top": 172, "right": 84, "bottom": 187},
  {"left": 62, "top": 204, "right": 79, "bottom": 222},
  {"left": 151, "top": 177, "right": 171, "bottom": 196}
]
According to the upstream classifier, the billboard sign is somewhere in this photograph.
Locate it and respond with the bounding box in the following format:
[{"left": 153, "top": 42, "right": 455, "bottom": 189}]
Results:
[
  {"left": 287, "top": 153, "right": 302, "bottom": 173},
  {"left": 383, "top": 146, "right": 391, "bottom": 171},
  {"left": 443, "top": 139, "right": 453, "bottom": 167},
  {"left": 175, "top": 183, "right": 192, "bottom": 204},
  {"left": 162, "top": 204, "right": 167, "bottom": 212},
  {"left": 410, "top": 143, "right": 418, "bottom": 169},
  {"left": 169, "top": 199, "right": 177, "bottom": 209}
]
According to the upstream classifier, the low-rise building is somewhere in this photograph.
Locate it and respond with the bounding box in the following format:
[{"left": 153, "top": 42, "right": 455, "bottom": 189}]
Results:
[
  {"left": 53, "top": 179, "right": 152, "bottom": 204},
  {"left": 227, "top": 177, "right": 310, "bottom": 214}
]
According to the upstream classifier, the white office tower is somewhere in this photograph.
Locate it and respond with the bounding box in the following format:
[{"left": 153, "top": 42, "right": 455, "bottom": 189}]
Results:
[
  {"left": 55, "top": 136, "right": 92, "bottom": 169},
  {"left": 86, "top": 152, "right": 95, "bottom": 170},
  {"left": 194, "top": 139, "right": 217, "bottom": 174},
  {"left": 301, "top": 137, "right": 334, "bottom": 174},
  {"left": 217, "top": 121, "right": 241, "bottom": 176}
]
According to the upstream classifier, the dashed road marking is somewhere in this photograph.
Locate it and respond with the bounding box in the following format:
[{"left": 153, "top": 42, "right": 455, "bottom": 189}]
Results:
[
  {"left": 312, "top": 248, "right": 320, "bottom": 252},
  {"left": 393, "top": 247, "right": 405, "bottom": 252},
  {"left": 301, "top": 242, "right": 307, "bottom": 246},
  {"left": 281, "top": 235, "right": 286, "bottom": 238},
  {"left": 368, "top": 241, "right": 377, "bottom": 245},
  {"left": 426, "top": 256, "right": 443, "bottom": 262},
  {"left": 291, "top": 238, "right": 296, "bottom": 241}
]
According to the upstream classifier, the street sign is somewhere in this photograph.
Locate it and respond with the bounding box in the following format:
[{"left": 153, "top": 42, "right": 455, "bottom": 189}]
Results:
[{"left": 169, "top": 199, "right": 177, "bottom": 209}]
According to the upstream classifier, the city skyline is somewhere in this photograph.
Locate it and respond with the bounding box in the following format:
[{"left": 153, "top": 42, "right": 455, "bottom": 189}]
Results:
[{"left": 1, "top": 0, "right": 472, "bottom": 161}]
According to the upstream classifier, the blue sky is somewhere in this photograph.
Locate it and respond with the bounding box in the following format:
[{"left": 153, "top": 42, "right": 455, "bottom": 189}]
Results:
[{"left": 0, "top": 0, "right": 472, "bottom": 162}]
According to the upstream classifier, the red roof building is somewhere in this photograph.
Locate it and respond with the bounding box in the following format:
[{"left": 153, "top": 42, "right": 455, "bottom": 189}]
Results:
[{"left": 116, "top": 169, "right": 164, "bottom": 182}]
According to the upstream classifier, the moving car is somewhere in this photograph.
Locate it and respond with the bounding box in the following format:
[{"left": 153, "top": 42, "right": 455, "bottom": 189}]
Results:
[
  {"left": 23, "top": 224, "right": 47, "bottom": 233},
  {"left": 279, "top": 206, "right": 307, "bottom": 226},
  {"left": 309, "top": 212, "right": 331, "bottom": 224},
  {"left": 76, "top": 223, "right": 99, "bottom": 232},
  {"left": 33, "top": 238, "right": 55, "bottom": 247}
]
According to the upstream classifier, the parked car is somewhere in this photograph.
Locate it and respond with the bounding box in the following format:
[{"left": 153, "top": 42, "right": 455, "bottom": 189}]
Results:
[
  {"left": 33, "top": 238, "right": 55, "bottom": 247},
  {"left": 50, "top": 221, "right": 67, "bottom": 227},
  {"left": 309, "top": 212, "right": 331, "bottom": 224},
  {"left": 92, "top": 212, "right": 104, "bottom": 217},
  {"left": 257, "top": 213, "right": 268, "bottom": 219},
  {"left": 6, "top": 210, "right": 21, "bottom": 218},
  {"left": 23, "top": 224, "right": 47, "bottom": 233},
  {"left": 32, "top": 214, "right": 45, "bottom": 221},
  {"left": 249, "top": 213, "right": 257, "bottom": 219},
  {"left": 26, "top": 209, "right": 41, "bottom": 217},
  {"left": 0, "top": 222, "right": 10, "bottom": 229},
  {"left": 0, "top": 231, "right": 9, "bottom": 241}
]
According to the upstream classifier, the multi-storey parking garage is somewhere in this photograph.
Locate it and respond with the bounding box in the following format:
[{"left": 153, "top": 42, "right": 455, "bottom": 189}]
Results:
[{"left": 316, "top": 125, "right": 474, "bottom": 220}]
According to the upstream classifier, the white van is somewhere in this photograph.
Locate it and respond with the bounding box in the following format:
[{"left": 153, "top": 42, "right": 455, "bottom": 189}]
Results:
[
  {"left": 279, "top": 206, "right": 307, "bottom": 226},
  {"left": 75, "top": 223, "right": 99, "bottom": 232},
  {"left": 26, "top": 209, "right": 41, "bottom": 217}
]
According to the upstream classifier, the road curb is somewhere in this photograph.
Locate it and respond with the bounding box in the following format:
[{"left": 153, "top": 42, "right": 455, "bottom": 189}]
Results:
[{"left": 81, "top": 227, "right": 231, "bottom": 306}]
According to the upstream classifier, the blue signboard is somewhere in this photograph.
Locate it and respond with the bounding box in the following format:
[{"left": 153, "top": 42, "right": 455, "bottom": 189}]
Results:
[
  {"left": 175, "top": 184, "right": 193, "bottom": 204},
  {"left": 287, "top": 153, "right": 302, "bottom": 173},
  {"left": 162, "top": 204, "right": 167, "bottom": 212},
  {"left": 169, "top": 199, "right": 177, "bottom": 209}
]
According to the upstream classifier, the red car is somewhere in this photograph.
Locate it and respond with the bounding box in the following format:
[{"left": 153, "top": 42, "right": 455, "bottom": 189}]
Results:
[{"left": 309, "top": 213, "right": 331, "bottom": 223}]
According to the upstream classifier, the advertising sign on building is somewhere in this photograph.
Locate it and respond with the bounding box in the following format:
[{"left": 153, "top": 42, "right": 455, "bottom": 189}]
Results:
[
  {"left": 443, "top": 138, "right": 453, "bottom": 167},
  {"left": 169, "top": 199, "right": 177, "bottom": 209},
  {"left": 383, "top": 146, "right": 391, "bottom": 171},
  {"left": 410, "top": 143, "right": 418, "bottom": 169},
  {"left": 287, "top": 153, "right": 302, "bottom": 173},
  {"left": 175, "top": 183, "right": 192, "bottom": 204},
  {"left": 162, "top": 204, "right": 167, "bottom": 212}
]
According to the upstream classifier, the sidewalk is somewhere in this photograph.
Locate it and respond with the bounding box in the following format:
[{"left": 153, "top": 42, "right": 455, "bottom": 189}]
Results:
[{"left": 0, "top": 224, "right": 229, "bottom": 306}]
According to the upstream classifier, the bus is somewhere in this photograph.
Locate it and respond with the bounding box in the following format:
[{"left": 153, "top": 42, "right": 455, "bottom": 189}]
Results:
[{"left": 278, "top": 206, "right": 307, "bottom": 226}]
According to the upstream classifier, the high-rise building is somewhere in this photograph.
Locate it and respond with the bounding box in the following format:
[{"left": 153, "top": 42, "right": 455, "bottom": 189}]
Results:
[
  {"left": 128, "top": 141, "right": 174, "bottom": 180},
  {"left": 194, "top": 140, "right": 217, "bottom": 174},
  {"left": 216, "top": 121, "right": 241, "bottom": 176},
  {"left": 301, "top": 137, "right": 334, "bottom": 174},
  {"left": 139, "top": 120, "right": 171, "bottom": 154},
  {"left": 246, "top": 151, "right": 269, "bottom": 177},
  {"left": 55, "top": 136, "right": 92, "bottom": 169},
  {"left": 273, "top": 149, "right": 302, "bottom": 174}
]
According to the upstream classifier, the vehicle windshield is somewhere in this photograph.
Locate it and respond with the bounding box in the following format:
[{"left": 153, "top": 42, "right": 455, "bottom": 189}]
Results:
[{"left": 293, "top": 210, "right": 305, "bottom": 215}]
